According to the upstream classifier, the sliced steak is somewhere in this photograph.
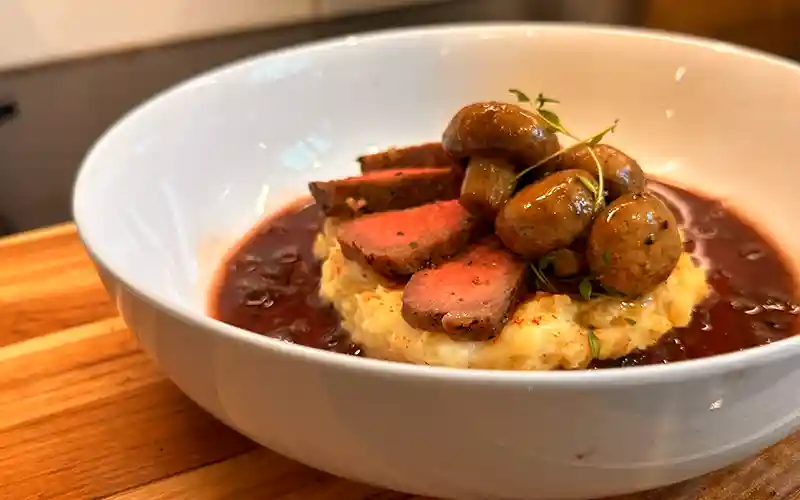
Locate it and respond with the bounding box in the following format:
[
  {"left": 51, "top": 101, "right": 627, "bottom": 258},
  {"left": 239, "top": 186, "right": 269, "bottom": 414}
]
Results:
[
  {"left": 402, "top": 237, "right": 528, "bottom": 340},
  {"left": 336, "top": 200, "right": 483, "bottom": 279},
  {"left": 358, "top": 142, "right": 456, "bottom": 172},
  {"left": 309, "top": 167, "right": 461, "bottom": 217}
]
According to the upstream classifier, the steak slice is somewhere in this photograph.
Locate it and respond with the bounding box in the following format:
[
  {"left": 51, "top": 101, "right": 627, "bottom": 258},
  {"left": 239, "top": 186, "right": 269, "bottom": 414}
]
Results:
[
  {"left": 402, "top": 237, "right": 529, "bottom": 340},
  {"left": 309, "top": 167, "right": 461, "bottom": 217},
  {"left": 336, "top": 200, "right": 483, "bottom": 279},
  {"left": 358, "top": 142, "right": 456, "bottom": 172}
]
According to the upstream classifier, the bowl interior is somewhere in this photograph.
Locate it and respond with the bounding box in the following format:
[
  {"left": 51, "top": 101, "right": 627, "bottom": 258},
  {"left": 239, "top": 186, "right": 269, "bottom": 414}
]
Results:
[{"left": 74, "top": 24, "right": 800, "bottom": 313}]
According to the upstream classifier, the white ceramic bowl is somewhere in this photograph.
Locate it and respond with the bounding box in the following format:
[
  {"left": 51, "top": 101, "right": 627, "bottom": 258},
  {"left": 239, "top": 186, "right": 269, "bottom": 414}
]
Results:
[{"left": 73, "top": 24, "right": 800, "bottom": 499}]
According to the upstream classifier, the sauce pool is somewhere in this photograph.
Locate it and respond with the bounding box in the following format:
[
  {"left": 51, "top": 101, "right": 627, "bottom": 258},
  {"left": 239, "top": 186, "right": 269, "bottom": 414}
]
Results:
[
  {"left": 593, "top": 181, "right": 800, "bottom": 368},
  {"left": 210, "top": 202, "right": 360, "bottom": 355},
  {"left": 209, "top": 180, "right": 800, "bottom": 368}
]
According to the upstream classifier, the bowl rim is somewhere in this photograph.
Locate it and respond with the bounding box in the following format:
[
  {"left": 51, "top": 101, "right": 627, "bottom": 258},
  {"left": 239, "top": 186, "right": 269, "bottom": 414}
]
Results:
[{"left": 73, "top": 21, "right": 800, "bottom": 387}]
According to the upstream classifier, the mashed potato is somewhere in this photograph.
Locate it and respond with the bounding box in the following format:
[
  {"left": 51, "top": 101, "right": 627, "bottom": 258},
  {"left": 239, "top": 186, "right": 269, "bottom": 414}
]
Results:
[{"left": 314, "top": 221, "right": 709, "bottom": 370}]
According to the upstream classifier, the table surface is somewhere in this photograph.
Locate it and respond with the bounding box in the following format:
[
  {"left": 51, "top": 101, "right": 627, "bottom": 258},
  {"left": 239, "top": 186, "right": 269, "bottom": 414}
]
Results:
[{"left": 2, "top": 223, "right": 799, "bottom": 500}]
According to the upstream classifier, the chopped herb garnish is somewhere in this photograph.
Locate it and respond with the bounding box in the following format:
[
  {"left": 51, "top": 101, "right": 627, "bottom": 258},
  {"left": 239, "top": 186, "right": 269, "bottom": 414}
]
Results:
[
  {"left": 579, "top": 278, "right": 593, "bottom": 301},
  {"left": 624, "top": 318, "right": 637, "bottom": 326},
  {"left": 397, "top": 231, "right": 405, "bottom": 236},
  {"left": 409, "top": 241, "right": 418, "bottom": 249},
  {"left": 602, "top": 251, "right": 611, "bottom": 265},
  {"left": 587, "top": 328, "right": 600, "bottom": 358}
]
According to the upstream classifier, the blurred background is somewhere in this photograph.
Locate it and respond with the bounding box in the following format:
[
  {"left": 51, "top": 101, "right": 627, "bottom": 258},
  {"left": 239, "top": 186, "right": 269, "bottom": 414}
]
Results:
[{"left": 1, "top": 0, "right": 798, "bottom": 236}]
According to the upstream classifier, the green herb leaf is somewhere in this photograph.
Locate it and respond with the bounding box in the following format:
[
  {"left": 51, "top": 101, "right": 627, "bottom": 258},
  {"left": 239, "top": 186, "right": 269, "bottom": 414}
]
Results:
[
  {"left": 536, "top": 93, "right": 561, "bottom": 108},
  {"left": 624, "top": 318, "right": 637, "bottom": 326},
  {"left": 516, "top": 120, "right": 619, "bottom": 182},
  {"left": 409, "top": 241, "right": 418, "bottom": 249},
  {"left": 602, "top": 251, "right": 611, "bottom": 265},
  {"left": 579, "top": 278, "right": 593, "bottom": 301},
  {"left": 538, "top": 109, "right": 563, "bottom": 133},
  {"left": 508, "top": 88, "right": 532, "bottom": 103},
  {"left": 588, "top": 328, "right": 600, "bottom": 358},
  {"left": 586, "top": 119, "right": 619, "bottom": 146},
  {"left": 507, "top": 87, "right": 621, "bottom": 215},
  {"left": 538, "top": 253, "right": 555, "bottom": 271},
  {"left": 508, "top": 89, "right": 569, "bottom": 135}
]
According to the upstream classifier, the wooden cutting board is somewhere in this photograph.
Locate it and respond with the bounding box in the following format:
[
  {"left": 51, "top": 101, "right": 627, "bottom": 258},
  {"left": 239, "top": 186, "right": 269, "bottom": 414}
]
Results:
[{"left": 1, "top": 223, "right": 798, "bottom": 500}]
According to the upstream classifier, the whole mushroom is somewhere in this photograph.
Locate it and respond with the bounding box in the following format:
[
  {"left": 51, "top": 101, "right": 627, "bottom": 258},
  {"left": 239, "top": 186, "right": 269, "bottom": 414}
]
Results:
[
  {"left": 496, "top": 169, "right": 598, "bottom": 260},
  {"left": 443, "top": 101, "right": 561, "bottom": 168},
  {"left": 587, "top": 192, "right": 682, "bottom": 296},
  {"left": 442, "top": 101, "right": 561, "bottom": 217},
  {"left": 558, "top": 144, "right": 645, "bottom": 200}
]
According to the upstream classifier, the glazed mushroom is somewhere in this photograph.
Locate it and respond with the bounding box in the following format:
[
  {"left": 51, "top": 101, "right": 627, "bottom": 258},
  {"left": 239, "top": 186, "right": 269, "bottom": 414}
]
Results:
[
  {"left": 442, "top": 101, "right": 561, "bottom": 167},
  {"left": 496, "top": 169, "right": 598, "bottom": 260},
  {"left": 442, "top": 101, "right": 561, "bottom": 217},
  {"left": 558, "top": 144, "right": 645, "bottom": 200},
  {"left": 587, "top": 192, "right": 682, "bottom": 296}
]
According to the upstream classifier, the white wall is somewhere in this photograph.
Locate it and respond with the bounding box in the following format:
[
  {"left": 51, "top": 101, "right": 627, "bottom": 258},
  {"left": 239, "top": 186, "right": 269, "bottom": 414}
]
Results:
[{"left": 0, "top": 0, "right": 442, "bottom": 72}]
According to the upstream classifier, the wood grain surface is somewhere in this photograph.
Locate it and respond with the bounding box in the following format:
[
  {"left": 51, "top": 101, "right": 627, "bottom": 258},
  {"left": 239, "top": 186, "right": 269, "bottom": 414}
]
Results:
[{"left": 1, "top": 223, "right": 798, "bottom": 500}]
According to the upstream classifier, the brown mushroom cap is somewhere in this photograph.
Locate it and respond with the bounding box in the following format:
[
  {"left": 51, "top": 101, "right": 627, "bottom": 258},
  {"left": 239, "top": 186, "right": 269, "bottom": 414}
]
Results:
[
  {"left": 442, "top": 101, "right": 561, "bottom": 169},
  {"left": 587, "top": 192, "right": 682, "bottom": 296},
  {"left": 496, "top": 169, "right": 598, "bottom": 260}
]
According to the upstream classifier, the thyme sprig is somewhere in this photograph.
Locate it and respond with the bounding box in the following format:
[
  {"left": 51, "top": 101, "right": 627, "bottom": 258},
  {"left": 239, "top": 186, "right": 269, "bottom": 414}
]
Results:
[
  {"left": 508, "top": 88, "right": 618, "bottom": 212},
  {"left": 578, "top": 278, "right": 593, "bottom": 301},
  {"left": 587, "top": 327, "right": 600, "bottom": 358}
]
